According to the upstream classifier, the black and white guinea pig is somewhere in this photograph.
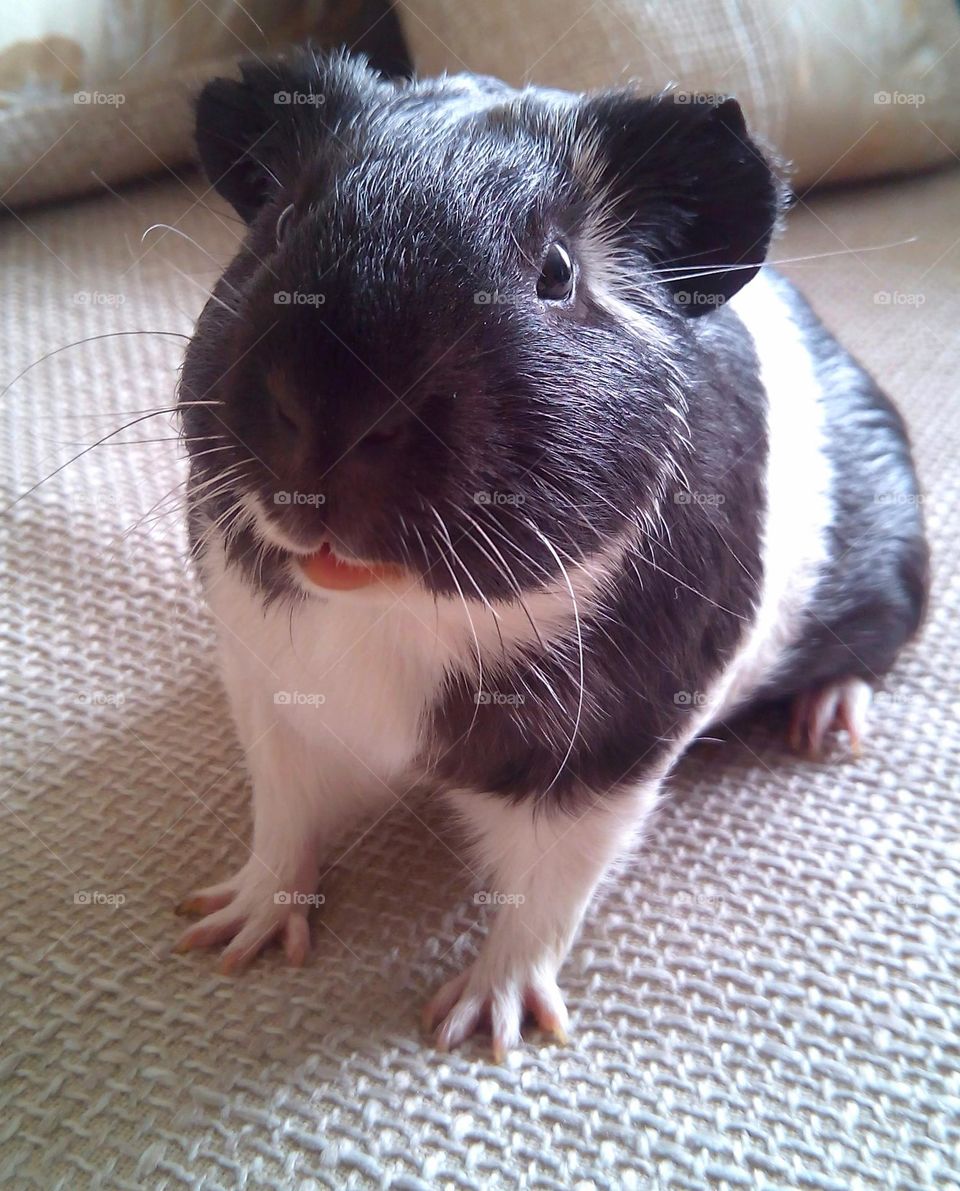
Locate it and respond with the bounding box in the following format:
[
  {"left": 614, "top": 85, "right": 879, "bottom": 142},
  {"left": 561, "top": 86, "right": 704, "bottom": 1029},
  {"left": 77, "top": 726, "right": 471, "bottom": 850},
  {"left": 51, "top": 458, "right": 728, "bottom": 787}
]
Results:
[{"left": 176, "top": 50, "right": 929, "bottom": 1058}]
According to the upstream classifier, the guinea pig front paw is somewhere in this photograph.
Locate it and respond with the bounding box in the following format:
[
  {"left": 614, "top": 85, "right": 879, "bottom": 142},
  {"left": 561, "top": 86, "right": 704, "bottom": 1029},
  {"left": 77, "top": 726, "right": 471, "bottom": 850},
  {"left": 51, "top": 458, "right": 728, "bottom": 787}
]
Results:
[
  {"left": 173, "top": 858, "right": 321, "bottom": 974},
  {"left": 423, "top": 961, "right": 570, "bottom": 1062}
]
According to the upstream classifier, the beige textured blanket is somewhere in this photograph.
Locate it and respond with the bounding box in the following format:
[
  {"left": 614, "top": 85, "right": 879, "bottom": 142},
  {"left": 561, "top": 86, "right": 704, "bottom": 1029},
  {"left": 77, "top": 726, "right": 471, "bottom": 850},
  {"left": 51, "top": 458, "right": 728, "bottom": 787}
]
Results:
[{"left": 1, "top": 164, "right": 957, "bottom": 1187}]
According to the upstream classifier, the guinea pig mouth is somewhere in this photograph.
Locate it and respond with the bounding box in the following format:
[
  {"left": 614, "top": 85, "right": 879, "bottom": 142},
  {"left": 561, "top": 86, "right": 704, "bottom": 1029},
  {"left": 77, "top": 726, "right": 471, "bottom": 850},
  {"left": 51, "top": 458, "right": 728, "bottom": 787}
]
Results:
[
  {"left": 297, "top": 541, "right": 407, "bottom": 592},
  {"left": 242, "top": 495, "right": 412, "bottom": 593}
]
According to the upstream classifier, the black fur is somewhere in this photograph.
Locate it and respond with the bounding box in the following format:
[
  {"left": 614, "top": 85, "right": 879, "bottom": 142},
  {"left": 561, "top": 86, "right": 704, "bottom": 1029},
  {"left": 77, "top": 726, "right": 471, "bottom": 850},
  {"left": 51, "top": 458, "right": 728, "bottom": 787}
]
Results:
[
  {"left": 180, "top": 51, "right": 926, "bottom": 805},
  {"left": 427, "top": 305, "right": 767, "bottom": 801}
]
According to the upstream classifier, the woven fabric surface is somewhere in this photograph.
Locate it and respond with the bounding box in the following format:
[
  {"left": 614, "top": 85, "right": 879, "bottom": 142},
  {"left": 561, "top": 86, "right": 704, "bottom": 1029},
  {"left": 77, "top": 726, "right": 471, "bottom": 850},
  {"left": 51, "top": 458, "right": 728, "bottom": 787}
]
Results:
[{"left": 1, "top": 165, "right": 958, "bottom": 1189}]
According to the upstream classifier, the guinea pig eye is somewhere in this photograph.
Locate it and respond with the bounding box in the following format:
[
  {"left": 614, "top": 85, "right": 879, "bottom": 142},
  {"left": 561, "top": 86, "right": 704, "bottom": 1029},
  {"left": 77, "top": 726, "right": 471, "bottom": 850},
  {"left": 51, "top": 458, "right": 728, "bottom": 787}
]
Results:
[
  {"left": 537, "top": 242, "right": 575, "bottom": 302},
  {"left": 275, "top": 203, "right": 295, "bottom": 245}
]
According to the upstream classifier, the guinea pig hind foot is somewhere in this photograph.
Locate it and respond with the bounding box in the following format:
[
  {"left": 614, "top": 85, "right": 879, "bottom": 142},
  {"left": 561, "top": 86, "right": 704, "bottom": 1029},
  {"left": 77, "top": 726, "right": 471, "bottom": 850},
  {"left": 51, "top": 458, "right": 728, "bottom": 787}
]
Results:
[{"left": 788, "top": 677, "right": 873, "bottom": 759}]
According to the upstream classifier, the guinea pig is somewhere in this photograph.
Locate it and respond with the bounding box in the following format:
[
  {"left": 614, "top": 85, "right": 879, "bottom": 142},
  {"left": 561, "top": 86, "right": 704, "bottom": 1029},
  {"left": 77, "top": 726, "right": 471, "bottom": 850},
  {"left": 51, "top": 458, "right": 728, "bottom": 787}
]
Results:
[{"left": 175, "top": 49, "right": 929, "bottom": 1058}]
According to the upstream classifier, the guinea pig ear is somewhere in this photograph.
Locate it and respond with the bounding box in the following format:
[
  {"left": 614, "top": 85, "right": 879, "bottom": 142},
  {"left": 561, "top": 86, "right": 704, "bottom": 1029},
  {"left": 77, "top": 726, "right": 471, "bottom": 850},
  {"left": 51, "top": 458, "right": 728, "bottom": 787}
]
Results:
[
  {"left": 194, "top": 66, "right": 280, "bottom": 222},
  {"left": 577, "top": 91, "right": 785, "bottom": 313},
  {"left": 194, "top": 51, "right": 380, "bottom": 222}
]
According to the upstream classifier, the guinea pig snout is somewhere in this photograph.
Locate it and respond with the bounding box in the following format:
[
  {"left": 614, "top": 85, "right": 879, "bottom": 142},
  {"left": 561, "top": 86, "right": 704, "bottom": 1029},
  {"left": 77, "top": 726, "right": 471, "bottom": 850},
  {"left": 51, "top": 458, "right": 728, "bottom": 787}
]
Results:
[
  {"left": 253, "top": 369, "right": 423, "bottom": 548},
  {"left": 265, "top": 370, "right": 413, "bottom": 464}
]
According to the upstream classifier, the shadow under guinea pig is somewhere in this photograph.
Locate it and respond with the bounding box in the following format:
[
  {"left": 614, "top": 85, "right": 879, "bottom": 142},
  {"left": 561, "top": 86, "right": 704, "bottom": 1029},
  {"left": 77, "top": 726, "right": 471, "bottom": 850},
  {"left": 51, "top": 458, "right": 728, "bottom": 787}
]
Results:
[{"left": 19, "top": 659, "right": 845, "bottom": 1082}]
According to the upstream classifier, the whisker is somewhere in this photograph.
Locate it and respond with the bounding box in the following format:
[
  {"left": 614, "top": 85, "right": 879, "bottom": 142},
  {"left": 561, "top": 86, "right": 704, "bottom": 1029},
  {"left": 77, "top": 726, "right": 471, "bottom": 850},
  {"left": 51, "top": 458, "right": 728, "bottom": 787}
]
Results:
[
  {"left": 525, "top": 519, "right": 586, "bottom": 796},
  {"left": 1, "top": 407, "right": 218, "bottom": 514},
  {"left": 193, "top": 493, "right": 252, "bottom": 557},
  {"left": 450, "top": 493, "right": 547, "bottom": 652},
  {"left": 429, "top": 504, "right": 499, "bottom": 618},
  {"left": 140, "top": 224, "right": 242, "bottom": 292},
  {"left": 30, "top": 400, "right": 221, "bottom": 424},
  {"left": 1, "top": 331, "right": 189, "bottom": 402},
  {"left": 117, "top": 460, "right": 255, "bottom": 543},
  {"left": 428, "top": 504, "right": 488, "bottom": 740},
  {"left": 646, "top": 238, "right": 918, "bottom": 285}
]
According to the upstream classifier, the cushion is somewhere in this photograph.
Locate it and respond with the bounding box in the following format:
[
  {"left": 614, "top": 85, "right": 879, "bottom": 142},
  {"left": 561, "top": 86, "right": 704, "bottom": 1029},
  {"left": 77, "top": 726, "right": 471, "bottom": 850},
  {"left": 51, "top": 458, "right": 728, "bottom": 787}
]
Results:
[
  {"left": 0, "top": 1, "right": 354, "bottom": 209},
  {"left": 396, "top": 0, "right": 960, "bottom": 187}
]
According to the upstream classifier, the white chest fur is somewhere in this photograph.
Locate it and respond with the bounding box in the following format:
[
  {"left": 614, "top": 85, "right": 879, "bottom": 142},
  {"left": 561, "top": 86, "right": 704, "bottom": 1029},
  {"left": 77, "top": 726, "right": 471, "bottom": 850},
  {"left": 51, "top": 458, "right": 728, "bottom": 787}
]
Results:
[
  {"left": 204, "top": 554, "right": 457, "bottom": 779},
  {"left": 201, "top": 539, "right": 618, "bottom": 784}
]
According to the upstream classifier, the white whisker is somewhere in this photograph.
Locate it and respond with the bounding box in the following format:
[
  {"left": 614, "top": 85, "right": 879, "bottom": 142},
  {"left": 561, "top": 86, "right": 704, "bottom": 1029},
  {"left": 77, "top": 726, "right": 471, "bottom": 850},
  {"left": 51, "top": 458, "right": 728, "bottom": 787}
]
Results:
[{"left": 526, "top": 520, "right": 585, "bottom": 797}]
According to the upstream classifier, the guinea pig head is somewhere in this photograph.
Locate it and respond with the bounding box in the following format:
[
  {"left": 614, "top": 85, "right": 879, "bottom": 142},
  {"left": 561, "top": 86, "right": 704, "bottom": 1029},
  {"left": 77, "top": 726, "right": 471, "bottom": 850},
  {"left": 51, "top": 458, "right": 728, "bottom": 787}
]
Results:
[{"left": 180, "top": 51, "right": 782, "bottom": 599}]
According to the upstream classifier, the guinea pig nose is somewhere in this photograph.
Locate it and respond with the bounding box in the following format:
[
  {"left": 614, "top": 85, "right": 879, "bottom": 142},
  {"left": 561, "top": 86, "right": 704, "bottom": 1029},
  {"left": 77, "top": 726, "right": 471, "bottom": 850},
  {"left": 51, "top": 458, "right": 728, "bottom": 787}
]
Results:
[
  {"left": 356, "top": 424, "right": 400, "bottom": 449},
  {"left": 266, "top": 374, "right": 308, "bottom": 435},
  {"left": 353, "top": 408, "right": 409, "bottom": 452}
]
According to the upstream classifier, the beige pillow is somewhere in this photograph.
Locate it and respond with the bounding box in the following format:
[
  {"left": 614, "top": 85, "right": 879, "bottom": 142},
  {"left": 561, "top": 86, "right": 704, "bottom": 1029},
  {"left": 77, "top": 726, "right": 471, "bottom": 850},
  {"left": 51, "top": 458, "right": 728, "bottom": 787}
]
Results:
[
  {"left": 0, "top": 1, "right": 324, "bottom": 208},
  {"left": 395, "top": 0, "right": 960, "bottom": 188}
]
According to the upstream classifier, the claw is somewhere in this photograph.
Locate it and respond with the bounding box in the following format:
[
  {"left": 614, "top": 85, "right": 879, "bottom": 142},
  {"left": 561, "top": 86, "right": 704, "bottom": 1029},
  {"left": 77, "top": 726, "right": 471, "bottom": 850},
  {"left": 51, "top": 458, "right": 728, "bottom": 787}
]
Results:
[
  {"left": 789, "top": 678, "right": 872, "bottom": 758},
  {"left": 425, "top": 964, "right": 570, "bottom": 1060},
  {"left": 173, "top": 866, "right": 319, "bottom": 971},
  {"left": 175, "top": 889, "right": 234, "bottom": 918}
]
